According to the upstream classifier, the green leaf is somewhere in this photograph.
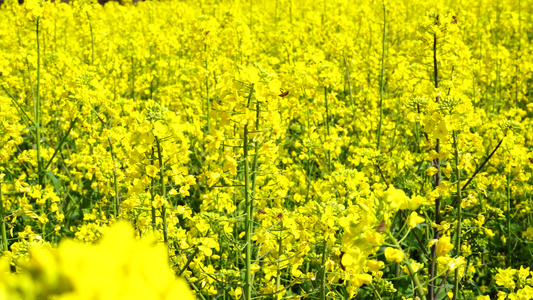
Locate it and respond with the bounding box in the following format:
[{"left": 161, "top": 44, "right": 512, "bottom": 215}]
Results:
[
  {"left": 465, "top": 280, "right": 483, "bottom": 295},
  {"left": 46, "top": 171, "right": 61, "bottom": 195}
]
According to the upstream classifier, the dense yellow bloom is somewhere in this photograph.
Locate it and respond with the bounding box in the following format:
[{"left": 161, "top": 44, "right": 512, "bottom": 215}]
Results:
[
  {"left": 523, "top": 227, "right": 533, "bottom": 240},
  {"left": 435, "top": 235, "right": 454, "bottom": 257},
  {"left": 436, "top": 256, "right": 466, "bottom": 271},
  {"left": 407, "top": 212, "right": 425, "bottom": 229},
  {"left": 145, "top": 165, "right": 159, "bottom": 178},
  {"left": 0, "top": 0, "right": 531, "bottom": 298},
  {"left": 0, "top": 222, "right": 195, "bottom": 299},
  {"left": 495, "top": 267, "right": 517, "bottom": 290},
  {"left": 382, "top": 187, "right": 410, "bottom": 210},
  {"left": 367, "top": 260, "right": 385, "bottom": 272},
  {"left": 426, "top": 167, "right": 438, "bottom": 177},
  {"left": 384, "top": 247, "right": 404, "bottom": 263}
]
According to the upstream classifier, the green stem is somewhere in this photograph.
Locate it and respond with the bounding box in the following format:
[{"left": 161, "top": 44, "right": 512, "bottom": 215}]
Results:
[
  {"left": 205, "top": 43, "right": 210, "bottom": 136},
  {"left": 150, "top": 148, "right": 157, "bottom": 232},
  {"left": 444, "top": 137, "right": 504, "bottom": 214},
  {"left": 177, "top": 248, "right": 199, "bottom": 277},
  {"left": 344, "top": 55, "right": 354, "bottom": 109},
  {"left": 250, "top": 89, "right": 260, "bottom": 239},
  {"left": 0, "top": 178, "right": 7, "bottom": 252},
  {"left": 155, "top": 137, "right": 168, "bottom": 247},
  {"left": 185, "top": 276, "right": 207, "bottom": 300},
  {"left": 428, "top": 30, "right": 442, "bottom": 300},
  {"left": 452, "top": 130, "right": 462, "bottom": 300},
  {"left": 274, "top": 0, "right": 278, "bottom": 29},
  {"left": 507, "top": 165, "right": 512, "bottom": 264},
  {"left": 243, "top": 123, "right": 252, "bottom": 300},
  {"left": 243, "top": 84, "right": 255, "bottom": 300},
  {"left": 249, "top": 0, "right": 253, "bottom": 30},
  {"left": 131, "top": 55, "right": 135, "bottom": 101},
  {"left": 516, "top": 0, "right": 521, "bottom": 108},
  {"left": 324, "top": 86, "right": 331, "bottom": 172},
  {"left": 376, "top": 0, "right": 386, "bottom": 151},
  {"left": 1, "top": 85, "right": 36, "bottom": 129},
  {"left": 87, "top": 12, "right": 95, "bottom": 66},
  {"left": 369, "top": 283, "right": 384, "bottom": 300},
  {"left": 91, "top": 109, "right": 120, "bottom": 217},
  {"left": 319, "top": 241, "right": 327, "bottom": 300},
  {"left": 275, "top": 221, "right": 283, "bottom": 297},
  {"left": 35, "top": 18, "right": 43, "bottom": 188},
  {"left": 324, "top": 86, "right": 330, "bottom": 136},
  {"left": 387, "top": 231, "right": 427, "bottom": 300},
  {"left": 44, "top": 118, "right": 78, "bottom": 171}
]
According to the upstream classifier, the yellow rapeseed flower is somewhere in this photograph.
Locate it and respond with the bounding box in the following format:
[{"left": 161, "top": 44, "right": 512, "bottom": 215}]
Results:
[
  {"left": 0, "top": 222, "right": 195, "bottom": 299},
  {"left": 435, "top": 235, "right": 454, "bottom": 257},
  {"left": 384, "top": 247, "right": 404, "bottom": 263},
  {"left": 407, "top": 212, "right": 425, "bottom": 229}
]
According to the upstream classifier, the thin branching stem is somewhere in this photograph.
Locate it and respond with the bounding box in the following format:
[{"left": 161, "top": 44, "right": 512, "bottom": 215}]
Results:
[
  {"left": 445, "top": 137, "right": 504, "bottom": 214},
  {"left": 244, "top": 84, "right": 255, "bottom": 300},
  {"left": 387, "top": 231, "right": 427, "bottom": 300},
  {"left": 376, "top": 0, "right": 386, "bottom": 151},
  {"left": 0, "top": 178, "right": 7, "bottom": 252},
  {"left": 452, "top": 130, "right": 462, "bottom": 300},
  {"left": 35, "top": 18, "right": 43, "bottom": 188},
  {"left": 429, "top": 30, "right": 442, "bottom": 300},
  {"left": 155, "top": 137, "right": 169, "bottom": 247}
]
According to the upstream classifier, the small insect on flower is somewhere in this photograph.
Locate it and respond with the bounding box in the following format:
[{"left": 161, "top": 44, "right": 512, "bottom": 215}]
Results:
[
  {"left": 258, "top": 208, "right": 266, "bottom": 214},
  {"left": 279, "top": 89, "right": 289, "bottom": 97},
  {"left": 339, "top": 251, "right": 346, "bottom": 271},
  {"left": 277, "top": 213, "right": 283, "bottom": 219},
  {"left": 376, "top": 221, "right": 386, "bottom": 233},
  {"left": 451, "top": 16, "right": 457, "bottom": 24}
]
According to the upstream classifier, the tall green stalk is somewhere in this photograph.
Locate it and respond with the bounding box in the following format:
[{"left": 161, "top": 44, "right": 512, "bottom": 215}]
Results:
[
  {"left": 507, "top": 166, "right": 512, "bottom": 264},
  {"left": 324, "top": 86, "right": 331, "bottom": 172},
  {"left": 150, "top": 148, "right": 157, "bottom": 232},
  {"left": 87, "top": 12, "right": 95, "bottom": 66},
  {"left": 131, "top": 55, "right": 135, "bottom": 101},
  {"left": 250, "top": 89, "right": 260, "bottom": 234},
  {"left": 324, "top": 87, "right": 330, "bottom": 136},
  {"left": 376, "top": 0, "right": 386, "bottom": 151},
  {"left": 91, "top": 109, "right": 119, "bottom": 217},
  {"left": 249, "top": 0, "right": 253, "bottom": 31},
  {"left": 243, "top": 84, "right": 255, "bottom": 300},
  {"left": 35, "top": 18, "right": 43, "bottom": 188},
  {"left": 452, "top": 130, "right": 462, "bottom": 300},
  {"left": 274, "top": 0, "right": 278, "bottom": 29},
  {"left": 516, "top": 0, "right": 521, "bottom": 108},
  {"left": 243, "top": 124, "right": 252, "bottom": 300},
  {"left": 387, "top": 231, "right": 427, "bottom": 300},
  {"left": 319, "top": 241, "right": 327, "bottom": 300},
  {"left": 155, "top": 137, "right": 169, "bottom": 247},
  {"left": 428, "top": 30, "right": 442, "bottom": 300},
  {"left": 0, "top": 178, "right": 7, "bottom": 252},
  {"left": 275, "top": 221, "right": 283, "bottom": 297},
  {"left": 344, "top": 55, "right": 354, "bottom": 109},
  {"left": 205, "top": 44, "right": 210, "bottom": 135}
]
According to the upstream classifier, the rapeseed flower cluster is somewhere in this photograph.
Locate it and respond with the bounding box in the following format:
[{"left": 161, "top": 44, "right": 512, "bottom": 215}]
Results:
[{"left": 0, "top": 222, "right": 194, "bottom": 299}]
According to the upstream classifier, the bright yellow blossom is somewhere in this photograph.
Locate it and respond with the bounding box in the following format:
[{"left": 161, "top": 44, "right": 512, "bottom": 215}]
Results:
[
  {"left": 408, "top": 212, "right": 425, "bottom": 229},
  {"left": 435, "top": 235, "right": 454, "bottom": 257},
  {"left": 384, "top": 247, "right": 404, "bottom": 263}
]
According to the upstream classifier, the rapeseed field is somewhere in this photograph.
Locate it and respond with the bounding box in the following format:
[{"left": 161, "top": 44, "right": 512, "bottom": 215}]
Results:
[{"left": 0, "top": 0, "right": 532, "bottom": 299}]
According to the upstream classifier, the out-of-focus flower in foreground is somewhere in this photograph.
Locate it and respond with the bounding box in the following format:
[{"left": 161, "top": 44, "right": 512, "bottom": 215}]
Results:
[{"left": 0, "top": 222, "right": 195, "bottom": 300}]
